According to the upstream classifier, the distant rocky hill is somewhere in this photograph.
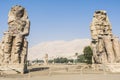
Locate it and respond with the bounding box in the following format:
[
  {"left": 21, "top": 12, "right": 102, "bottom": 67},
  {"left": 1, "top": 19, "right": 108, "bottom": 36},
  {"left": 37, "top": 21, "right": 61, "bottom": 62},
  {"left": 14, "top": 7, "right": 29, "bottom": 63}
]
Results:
[{"left": 28, "top": 39, "right": 91, "bottom": 60}]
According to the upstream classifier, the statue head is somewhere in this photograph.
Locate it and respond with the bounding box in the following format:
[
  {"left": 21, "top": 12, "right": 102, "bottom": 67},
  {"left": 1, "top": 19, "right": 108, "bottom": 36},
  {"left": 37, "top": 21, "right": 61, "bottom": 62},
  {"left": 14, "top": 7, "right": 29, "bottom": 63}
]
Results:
[
  {"left": 94, "top": 10, "right": 107, "bottom": 21},
  {"left": 11, "top": 5, "right": 24, "bottom": 18},
  {"left": 8, "top": 5, "right": 28, "bottom": 22}
]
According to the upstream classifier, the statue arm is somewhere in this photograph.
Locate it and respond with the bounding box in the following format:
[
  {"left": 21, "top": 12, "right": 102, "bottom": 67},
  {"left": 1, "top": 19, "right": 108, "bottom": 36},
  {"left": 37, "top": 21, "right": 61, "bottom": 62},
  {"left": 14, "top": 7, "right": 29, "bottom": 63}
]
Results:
[{"left": 22, "top": 19, "right": 30, "bottom": 36}]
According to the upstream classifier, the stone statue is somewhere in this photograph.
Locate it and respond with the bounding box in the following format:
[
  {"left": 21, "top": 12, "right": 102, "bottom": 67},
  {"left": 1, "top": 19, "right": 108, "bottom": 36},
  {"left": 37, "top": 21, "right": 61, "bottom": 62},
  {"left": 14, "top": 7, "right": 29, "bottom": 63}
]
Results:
[
  {"left": 90, "top": 10, "right": 120, "bottom": 64},
  {"left": 44, "top": 54, "right": 48, "bottom": 65},
  {"left": 0, "top": 5, "right": 30, "bottom": 74}
]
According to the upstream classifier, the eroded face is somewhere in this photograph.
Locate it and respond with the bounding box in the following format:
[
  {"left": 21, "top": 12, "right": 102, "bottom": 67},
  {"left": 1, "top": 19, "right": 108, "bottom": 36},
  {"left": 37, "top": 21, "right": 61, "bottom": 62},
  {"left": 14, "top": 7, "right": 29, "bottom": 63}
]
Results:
[
  {"left": 95, "top": 11, "right": 106, "bottom": 21},
  {"left": 11, "top": 6, "right": 24, "bottom": 18}
]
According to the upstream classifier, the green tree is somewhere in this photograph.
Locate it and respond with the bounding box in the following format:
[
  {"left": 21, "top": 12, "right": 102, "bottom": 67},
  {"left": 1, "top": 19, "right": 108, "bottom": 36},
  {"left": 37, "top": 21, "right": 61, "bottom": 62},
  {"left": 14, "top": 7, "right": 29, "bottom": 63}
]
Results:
[
  {"left": 77, "top": 54, "right": 86, "bottom": 63},
  {"left": 75, "top": 53, "right": 78, "bottom": 56},
  {"left": 68, "top": 59, "right": 74, "bottom": 63},
  {"left": 32, "top": 59, "right": 44, "bottom": 63},
  {"left": 48, "top": 60, "right": 54, "bottom": 63},
  {"left": 54, "top": 57, "right": 68, "bottom": 63},
  {"left": 83, "top": 46, "right": 93, "bottom": 64}
]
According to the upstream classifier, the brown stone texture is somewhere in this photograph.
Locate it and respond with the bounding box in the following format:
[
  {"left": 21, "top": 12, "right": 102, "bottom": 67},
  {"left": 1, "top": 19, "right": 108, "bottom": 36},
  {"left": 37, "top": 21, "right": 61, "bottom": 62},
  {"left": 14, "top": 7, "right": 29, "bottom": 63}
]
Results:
[
  {"left": 90, "top": 10, "right": 120, "bottom": 64},
  {"left": 0, "top": 5, "right": 30, "bottom": 74}
]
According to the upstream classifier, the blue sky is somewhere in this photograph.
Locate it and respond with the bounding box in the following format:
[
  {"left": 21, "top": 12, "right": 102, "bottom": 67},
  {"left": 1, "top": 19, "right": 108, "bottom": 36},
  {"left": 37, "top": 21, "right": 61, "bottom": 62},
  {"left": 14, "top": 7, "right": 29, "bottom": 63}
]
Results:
[{"left": 0, "top": 0, "right": 120, "bottom": 47}]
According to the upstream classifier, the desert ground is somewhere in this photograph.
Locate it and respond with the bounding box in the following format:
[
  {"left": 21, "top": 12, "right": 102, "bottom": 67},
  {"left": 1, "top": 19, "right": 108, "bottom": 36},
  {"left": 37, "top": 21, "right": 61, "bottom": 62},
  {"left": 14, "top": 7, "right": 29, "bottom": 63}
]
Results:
[
  {"left": 0, "top": 64, "right": 120, "bottom": 80},
  {"left": 1, "top": 74, "right": 120, "bottom": 80}
]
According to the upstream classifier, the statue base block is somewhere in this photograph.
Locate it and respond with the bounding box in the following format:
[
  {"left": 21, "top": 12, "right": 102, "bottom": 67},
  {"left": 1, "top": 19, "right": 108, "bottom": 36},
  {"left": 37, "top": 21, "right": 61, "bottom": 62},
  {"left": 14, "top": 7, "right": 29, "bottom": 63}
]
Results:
[
  {"left": 0, "top": 64, "right": 27, "bottom": 74},
  {"left": 105, "top": 63, "right": 120, "bottom": 72}
]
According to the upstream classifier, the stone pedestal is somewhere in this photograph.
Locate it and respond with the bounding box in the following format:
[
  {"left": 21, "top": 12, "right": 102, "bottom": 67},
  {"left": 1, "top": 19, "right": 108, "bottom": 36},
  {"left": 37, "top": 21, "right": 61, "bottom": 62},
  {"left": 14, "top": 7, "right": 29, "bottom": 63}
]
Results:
[
  {"left": 0, "top": 64, "right": 27, "bottom": 74},
  {"left": 105, "top": 63, "right": 120, "bottom": 72}
]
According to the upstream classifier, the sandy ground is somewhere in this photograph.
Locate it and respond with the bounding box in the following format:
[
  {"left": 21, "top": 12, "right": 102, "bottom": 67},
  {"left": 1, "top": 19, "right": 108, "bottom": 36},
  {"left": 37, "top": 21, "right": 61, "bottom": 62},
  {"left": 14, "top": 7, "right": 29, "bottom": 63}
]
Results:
[
  {"left": 0, "top": 73, "right": 120, "bottom": 80},
  {"left": 0, "top": 64, "right": 120, "bottom": 80}
]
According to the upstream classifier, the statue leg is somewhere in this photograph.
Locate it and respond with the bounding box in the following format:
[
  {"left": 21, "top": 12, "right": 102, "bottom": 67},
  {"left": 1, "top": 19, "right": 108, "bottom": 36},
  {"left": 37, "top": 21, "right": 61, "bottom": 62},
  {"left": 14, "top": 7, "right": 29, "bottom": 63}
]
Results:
[
  {"left": 103, "top": 36, "right": 115, "bottom": 63},
  {"left": 13, "top": 35, "right": 23, "bottom": 63},
  {"left": 113, "top": 37, "right": 120, "bottom": 62},
  {"left": 3, "top": 34, "right": 13, "bottom": 63},
  {"left": 21, "top": 38, "right": 28, "bottom": 64},
  {"left": 91, "top": 41, "right": 98, "bottom": 64}
]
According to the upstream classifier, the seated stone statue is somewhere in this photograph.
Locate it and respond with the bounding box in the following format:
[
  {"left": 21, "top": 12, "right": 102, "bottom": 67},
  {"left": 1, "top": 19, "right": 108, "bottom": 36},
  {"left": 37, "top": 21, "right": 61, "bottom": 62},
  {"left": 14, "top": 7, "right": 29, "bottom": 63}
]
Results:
[
  {"left": 0, "top": 5, "right": 30, "bottom": 65},
  {"left": 90, "top": 10, "right": 120, "bottom": 64}
]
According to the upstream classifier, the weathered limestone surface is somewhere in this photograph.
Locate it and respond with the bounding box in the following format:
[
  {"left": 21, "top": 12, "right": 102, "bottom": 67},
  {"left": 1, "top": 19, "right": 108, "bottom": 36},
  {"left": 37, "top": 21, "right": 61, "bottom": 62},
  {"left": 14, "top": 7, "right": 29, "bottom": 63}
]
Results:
[
  {"left": 0, "top": 5, "right": 30, "bottom": 74},
  {"left": 90, "top": 10, "right": 120, "bottom": 64}
]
